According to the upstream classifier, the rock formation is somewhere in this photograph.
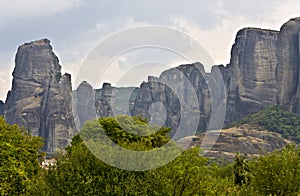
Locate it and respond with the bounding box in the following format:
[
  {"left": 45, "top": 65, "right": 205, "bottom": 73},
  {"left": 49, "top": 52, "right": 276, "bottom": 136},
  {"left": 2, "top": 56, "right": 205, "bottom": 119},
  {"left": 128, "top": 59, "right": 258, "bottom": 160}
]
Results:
[
  {"left": 95, "top": 83, "right": 138, "bottom": 118},
  {"left": 73, "top": 81, "right": 96, "bottom": 129},
  {"left": 190, "top": 124, "right": 292, "bottom": 160},
  {"left": 131, "top": 64, "right": 212, "bottom": 135},
  {"left": 2, "top": 17, "right": 300, "bottom": 156},
  {"left": 276, "top": 17, "right": 300, "bottom": 114},
  {"left": 0, "top": 100, "right": 4, "bottom": 116},
  {"left": 224, "top": 28, "right": 279, "bottom": 124},
  {"left": 130, "top": 17, "right": 300, "bottom": 131},
  {"left": 4, "top": 39, "right": 77, "bottom": 155}
]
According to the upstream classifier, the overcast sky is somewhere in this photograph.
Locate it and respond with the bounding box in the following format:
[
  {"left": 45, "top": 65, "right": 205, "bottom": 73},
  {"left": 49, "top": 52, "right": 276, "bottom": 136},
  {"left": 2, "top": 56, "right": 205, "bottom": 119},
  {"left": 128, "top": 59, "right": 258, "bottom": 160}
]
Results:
[{"left": 0, "top": 0, "right": 300, "bottom": 100}]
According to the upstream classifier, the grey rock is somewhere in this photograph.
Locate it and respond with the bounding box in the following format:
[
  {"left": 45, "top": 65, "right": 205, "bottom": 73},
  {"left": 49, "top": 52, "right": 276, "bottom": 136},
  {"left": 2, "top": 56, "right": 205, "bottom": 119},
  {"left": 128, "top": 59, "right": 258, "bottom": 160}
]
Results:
[
  {"left": 95, "top": 82, "right": 139, "bottom": 118},
  {"left": 0, "top": 100, "right": 4, "bottom": 116},
  {"left": 5, "top": 39, "right": 77, "bottom": 155},
  {"left": 130, "top": 17, "right": 300, "bottom": 132},
  {"left": 225, "top": 28, "right": 279, "bottom": 124},
  {"left": 276, "top": 17, "right": 300, "bottom": 114},
  {"left": 131, "top": 63, "right": 212, "bottom": 136},
  {"left": 95, "top": 83, "right": 113, "bottom": 117},
  {"left": 73, "top": 81, "right": 96, "bottom": 129}
]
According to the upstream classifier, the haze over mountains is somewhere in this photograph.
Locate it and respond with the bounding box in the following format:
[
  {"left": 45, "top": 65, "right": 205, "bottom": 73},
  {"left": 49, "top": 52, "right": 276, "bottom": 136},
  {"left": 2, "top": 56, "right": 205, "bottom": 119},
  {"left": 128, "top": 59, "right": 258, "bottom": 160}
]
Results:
[{"left": 1, "top": 17, "right": 300, "bottom": 155}]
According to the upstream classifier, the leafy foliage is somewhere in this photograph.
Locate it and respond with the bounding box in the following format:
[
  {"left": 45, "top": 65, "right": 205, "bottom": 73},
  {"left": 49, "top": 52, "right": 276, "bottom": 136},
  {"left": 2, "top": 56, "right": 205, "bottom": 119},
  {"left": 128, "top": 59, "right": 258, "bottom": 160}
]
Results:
[
  {"left": 228, "top": 105, "right": 300, "bottom": 142},
  {"left": 2, "top": 115, "right": 300, "bottom": 195},
  {"left": 235, "top": 144, "right": 300, "bottom": 195},
  {"left": 44, "top": 116, "right": 233, "bottom": 195},
  {"left": 0, "top": 117, "right": 44, "bottom": 195}
]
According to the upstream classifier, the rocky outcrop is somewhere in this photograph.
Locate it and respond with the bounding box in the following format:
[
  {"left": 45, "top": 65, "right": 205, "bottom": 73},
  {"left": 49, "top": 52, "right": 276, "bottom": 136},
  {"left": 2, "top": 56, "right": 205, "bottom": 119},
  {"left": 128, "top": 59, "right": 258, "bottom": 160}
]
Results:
[
  {"left": 131, "top": 63, "right": 213, "bottom": 135},
  {"left": 224, "top": 28, "right": 279, "bottom": 124},
  {"left": 95, "top": 83, "right": 139, "bottom": 118},
  {"left": 130, "top": 17, "right": 300, "bottom": 131},
  {"left": 0, "top": 100, "right": 4, "bottom": 116},
  {"left": 4, "top": 39, "right": 76, "bottom": 155},
  {"left": 2, "top": 17, "right": 300, "bottom": 155},
  {"left": 95, "top": 83, "right": 113, "bottom": 118},
  {"left": 190, "top": 124, "right": 292, "bottom": 160},
  {"left": 73, "top": 81, "right": 96, "bottom": 129},
  {"left": 276, "top": 17, "right": 300, "bottom": 114}
]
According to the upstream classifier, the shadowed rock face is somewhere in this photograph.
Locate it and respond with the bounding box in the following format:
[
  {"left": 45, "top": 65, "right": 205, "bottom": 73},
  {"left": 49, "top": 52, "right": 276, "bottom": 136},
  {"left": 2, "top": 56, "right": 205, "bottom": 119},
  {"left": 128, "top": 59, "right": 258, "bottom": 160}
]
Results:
[
  {"left": 276, "top": 17, "right": 300, "bottom": 114},
  {"left": 73, "top": 81, "right": 96, "bottom": 129},
  {"left": 225, "top": 28, "right": 279, "bottom": 124},
  {"left": 4, "top": 39, "right": 77, "bottom": 155},
  {"left": 0, "top": 100, "right": 4, "bottom": 116}
]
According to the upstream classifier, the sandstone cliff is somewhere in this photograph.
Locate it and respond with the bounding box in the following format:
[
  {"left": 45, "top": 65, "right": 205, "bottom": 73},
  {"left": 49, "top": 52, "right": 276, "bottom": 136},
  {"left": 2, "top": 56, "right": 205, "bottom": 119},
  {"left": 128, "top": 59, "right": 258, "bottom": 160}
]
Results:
[{"left": 4, "top": 39, "right": 77, "bottom": 155}]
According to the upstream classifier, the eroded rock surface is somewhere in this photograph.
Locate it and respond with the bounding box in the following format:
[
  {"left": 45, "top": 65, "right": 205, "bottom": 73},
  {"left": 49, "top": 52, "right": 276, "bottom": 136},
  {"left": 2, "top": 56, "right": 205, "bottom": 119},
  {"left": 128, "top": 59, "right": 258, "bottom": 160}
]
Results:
[{"left": 5, "top": 39, "right": 76, "bottom": 154}]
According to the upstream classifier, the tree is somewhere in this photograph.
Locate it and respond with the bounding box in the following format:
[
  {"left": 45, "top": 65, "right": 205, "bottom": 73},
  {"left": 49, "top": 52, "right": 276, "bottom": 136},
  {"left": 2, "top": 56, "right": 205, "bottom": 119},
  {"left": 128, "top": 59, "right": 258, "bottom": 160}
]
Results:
[
  {"left": 45, "top": 116, "right": 173, "bottom": 195},
  {"left": 0, "top": 117, "right": 44, "bottom": 195},
  {"left": 247, "top": 144, "right": 300, "bottom": 195},
  {"left": 45, "top": 116, "right": 234, "bottom": 195}
]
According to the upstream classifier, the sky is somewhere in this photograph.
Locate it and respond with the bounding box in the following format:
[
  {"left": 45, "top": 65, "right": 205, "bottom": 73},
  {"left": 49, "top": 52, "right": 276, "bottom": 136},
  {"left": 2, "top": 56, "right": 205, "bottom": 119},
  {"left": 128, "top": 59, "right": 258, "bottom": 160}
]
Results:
[{"left": 0, "top": 0, "right": 300, "bottom": 100}]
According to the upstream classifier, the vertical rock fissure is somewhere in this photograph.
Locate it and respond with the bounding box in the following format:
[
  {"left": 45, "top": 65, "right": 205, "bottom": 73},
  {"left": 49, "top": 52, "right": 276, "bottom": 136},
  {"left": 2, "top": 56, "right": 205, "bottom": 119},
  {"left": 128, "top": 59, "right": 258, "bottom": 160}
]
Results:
[{"left": 40, "top": 73, "right": 53, "bottom": 152}]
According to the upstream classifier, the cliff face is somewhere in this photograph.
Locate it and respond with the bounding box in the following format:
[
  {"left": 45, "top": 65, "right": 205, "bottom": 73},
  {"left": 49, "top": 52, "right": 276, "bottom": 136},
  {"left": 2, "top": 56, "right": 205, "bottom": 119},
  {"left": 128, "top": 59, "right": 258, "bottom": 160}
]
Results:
[
  {"left": 4, "top": 39, "right": 76, "bottom": 154},
  {"left": 0, "top": 100, "right": 4, "bottom": 116},
  {"left": 131, "top": 63, "right": 212, "bottom": 134},
  {"left": 276, "top": 17, "right": 300, "bottom": 114},
  {"left": 225, "top": 28, "right": 279, "bottom": 124},
  {"left": 130, "top": 17, "right": 300, "bottom": 130},
  {"left": 95, "top": 83, "right": 138, "bottom": 118},
  {"left": 2, "top": 17, "right": 300, "bottom": 155},
  {"left": 73, "top": 81, "right": 96, "bottom": 129}
]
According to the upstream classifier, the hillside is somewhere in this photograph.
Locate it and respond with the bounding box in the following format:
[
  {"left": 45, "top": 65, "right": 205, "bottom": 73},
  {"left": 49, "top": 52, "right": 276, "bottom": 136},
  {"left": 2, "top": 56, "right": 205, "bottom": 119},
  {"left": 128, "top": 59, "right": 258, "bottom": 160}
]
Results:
[
  {"left": 189, "top": 105, "right": 299, "bottom": 160},
  {"left": 228, "top": 105, "right": 300, "bottom": 142}
]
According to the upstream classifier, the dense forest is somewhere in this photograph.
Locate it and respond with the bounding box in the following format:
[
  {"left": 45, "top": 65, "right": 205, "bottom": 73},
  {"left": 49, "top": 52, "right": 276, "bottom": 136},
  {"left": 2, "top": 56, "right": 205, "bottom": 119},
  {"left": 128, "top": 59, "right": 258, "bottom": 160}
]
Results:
[{"left": 1, "top": 110, "right": 300, "bottom": 195}]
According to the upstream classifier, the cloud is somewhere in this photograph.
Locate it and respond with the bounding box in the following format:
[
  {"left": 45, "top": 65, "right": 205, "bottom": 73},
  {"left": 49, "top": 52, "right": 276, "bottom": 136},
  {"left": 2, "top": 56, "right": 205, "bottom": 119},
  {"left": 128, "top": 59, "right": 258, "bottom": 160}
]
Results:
[{"left": 0, "top": 0, "right": 81, "bottom": 26}]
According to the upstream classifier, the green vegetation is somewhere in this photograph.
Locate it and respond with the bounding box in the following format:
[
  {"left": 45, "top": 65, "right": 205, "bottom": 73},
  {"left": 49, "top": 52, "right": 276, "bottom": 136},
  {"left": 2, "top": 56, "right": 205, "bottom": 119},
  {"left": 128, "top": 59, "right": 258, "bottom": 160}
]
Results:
[
  {"left": 1, "top": 115, "right": 300, "bottom": 195},
  {"left": 0, "top": 117, "right": 44, "bottom": 195},
  {"left": 228, "top": 105, "right": 300, "bottom": 142}
]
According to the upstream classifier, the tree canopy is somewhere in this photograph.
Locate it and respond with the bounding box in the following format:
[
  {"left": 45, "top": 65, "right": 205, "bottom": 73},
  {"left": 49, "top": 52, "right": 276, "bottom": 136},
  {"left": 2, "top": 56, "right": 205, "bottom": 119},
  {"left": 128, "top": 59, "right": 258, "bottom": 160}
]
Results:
[{"left": 0, "top": 117, "right": 44, "bottom": 195}]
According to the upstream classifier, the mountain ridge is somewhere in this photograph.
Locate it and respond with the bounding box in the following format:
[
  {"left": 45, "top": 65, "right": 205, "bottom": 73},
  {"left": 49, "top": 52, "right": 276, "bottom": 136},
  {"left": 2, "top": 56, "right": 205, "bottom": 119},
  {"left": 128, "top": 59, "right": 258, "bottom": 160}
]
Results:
[{"left": 1, "top": 17, "right": 300, "bottom": 154}]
